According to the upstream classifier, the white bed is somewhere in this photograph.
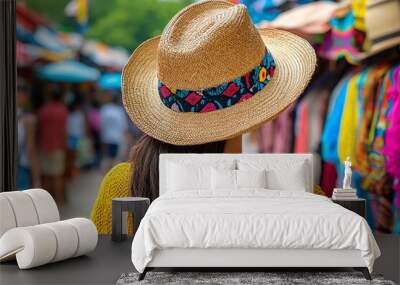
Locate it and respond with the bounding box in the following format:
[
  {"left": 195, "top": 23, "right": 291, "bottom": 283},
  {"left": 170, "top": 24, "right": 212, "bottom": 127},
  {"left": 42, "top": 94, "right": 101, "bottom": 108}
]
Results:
[{"left": 131, "top": 154, "right": 380, "bottom": 280}]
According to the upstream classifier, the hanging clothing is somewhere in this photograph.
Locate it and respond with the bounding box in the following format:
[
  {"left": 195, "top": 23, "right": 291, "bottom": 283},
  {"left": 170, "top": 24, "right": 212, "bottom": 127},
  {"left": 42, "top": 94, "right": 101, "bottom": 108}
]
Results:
[
  {"left": 259, "top": 121, "right": 274, "bottom": 153},
  {"left": 321, "top": 64, "right": 399, "bottom": 233},
  {"left": 354, "top": 65, "right": 391, "bottom": 176},
  {"left": 320, "top": 161, "right": 337, "bottom": 196},
  {"left": 294, "top": 101, "right": 309, "bottom": 153},
  {"left": 258, "top": 104, "right": 294, "bottom": 153},
  {"left": 337, "top": 72, "right": 361, "bottom": 164},
  {"left": 363, "top": 66, "right": 399, "bottom": 233},
  {"left": 363, "top": 67, "right": 397, "bottom": 193},
  {"left": 308, "top": 89, "right": 330, "bottom": 153},
  {"left": 383, "top": 66, "right": 400, "bottom": 234},
  {"left": 383, "top": 66, "right": 400, "bottom": 185},
  {"left": 321, "top": 73, "right": 353, "bottom": 165}
]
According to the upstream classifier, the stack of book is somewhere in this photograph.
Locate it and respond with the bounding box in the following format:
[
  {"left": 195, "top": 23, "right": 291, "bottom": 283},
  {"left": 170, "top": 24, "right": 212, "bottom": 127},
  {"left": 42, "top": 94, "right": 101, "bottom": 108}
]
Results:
[{"left": 332, "top": 188, "right": 357, "bottom": 200}]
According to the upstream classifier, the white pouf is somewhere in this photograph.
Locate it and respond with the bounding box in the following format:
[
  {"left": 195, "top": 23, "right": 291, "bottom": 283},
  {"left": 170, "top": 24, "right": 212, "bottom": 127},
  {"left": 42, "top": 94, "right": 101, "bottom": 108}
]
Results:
[
  {"left": 24, "top": 189, "right": 60, "bottom": 223},
  {"left": 0, "top": 189, "right": 98, "bottom": 269},
  {"left": 0, "top": 189, "right": 60, "bottom": 237},
  {"left": 0, "top": 196, "right": 17, "bottom": 237},
  {"left": 64, "top": 218, "right": 98, "bottom": 257},
  {"left": 0, "top": 191, "right": 40, "bottom": 227},
  {"left": 0, "top": 218, "right": 98, "bottom": 269}
]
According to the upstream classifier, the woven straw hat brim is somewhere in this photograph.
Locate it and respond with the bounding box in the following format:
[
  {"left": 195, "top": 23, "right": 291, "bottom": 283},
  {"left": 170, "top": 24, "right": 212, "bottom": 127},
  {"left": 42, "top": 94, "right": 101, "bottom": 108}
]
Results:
[
  {"left": 358, "top": 37, "right": 400, "bottom": 60},
  {"left": 122, "top": 28, "right": 316, "bottom": 146}
]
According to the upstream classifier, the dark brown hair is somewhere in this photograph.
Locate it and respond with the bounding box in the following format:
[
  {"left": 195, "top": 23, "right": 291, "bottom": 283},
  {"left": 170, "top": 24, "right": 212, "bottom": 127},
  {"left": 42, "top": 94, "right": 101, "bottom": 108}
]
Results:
[{"left": 129, "top": 134, "right": 226, "bottom": 201}]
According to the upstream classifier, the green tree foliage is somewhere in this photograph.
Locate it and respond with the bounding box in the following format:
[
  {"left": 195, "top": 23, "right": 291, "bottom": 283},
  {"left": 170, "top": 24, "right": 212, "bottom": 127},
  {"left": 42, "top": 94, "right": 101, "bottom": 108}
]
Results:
[
  {"left": 21, "top": 0, "right": 73, "bottom": 31},
  {"left": 87, "top": 0, "right": 191, "bottom": 51},
  {"left": 20, "top": 0, "right": 191, "bottom": 51}
]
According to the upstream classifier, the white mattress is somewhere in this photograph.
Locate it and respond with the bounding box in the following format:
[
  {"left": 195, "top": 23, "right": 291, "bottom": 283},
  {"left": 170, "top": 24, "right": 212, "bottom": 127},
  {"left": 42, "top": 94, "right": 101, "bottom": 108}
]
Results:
[{"left": 131, "top": 190, "right": 380, "bottom": 273}]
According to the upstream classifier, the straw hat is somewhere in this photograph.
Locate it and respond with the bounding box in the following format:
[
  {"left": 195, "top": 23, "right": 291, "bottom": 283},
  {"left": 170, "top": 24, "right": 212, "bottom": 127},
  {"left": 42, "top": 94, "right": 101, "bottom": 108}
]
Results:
[
  {"left": 358, "top": 0, "right": 400, "bottom": 59},
  {"left": 122, "top": 0, "right": 316, "bottom": 145}
]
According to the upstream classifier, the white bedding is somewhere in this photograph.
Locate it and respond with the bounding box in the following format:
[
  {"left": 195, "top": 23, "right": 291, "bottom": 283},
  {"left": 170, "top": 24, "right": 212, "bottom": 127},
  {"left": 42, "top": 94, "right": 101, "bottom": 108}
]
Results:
[{"left": 131, "top": 190, "right": 380, "bottom": 273}]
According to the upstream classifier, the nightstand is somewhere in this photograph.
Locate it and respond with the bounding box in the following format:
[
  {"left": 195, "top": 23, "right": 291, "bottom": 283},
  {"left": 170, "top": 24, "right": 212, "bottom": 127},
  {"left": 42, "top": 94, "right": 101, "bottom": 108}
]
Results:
[
  {"left": 331, "top": 198, "right": 365, "bottom": 218},
  {"left": 112, "top": 197, "right": 150, "bottom": 242}
]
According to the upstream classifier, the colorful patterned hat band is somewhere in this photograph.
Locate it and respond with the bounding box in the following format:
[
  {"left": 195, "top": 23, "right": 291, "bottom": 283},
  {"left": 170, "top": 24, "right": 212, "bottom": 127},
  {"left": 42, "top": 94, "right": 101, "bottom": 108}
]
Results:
[{"left": 158, "top": 49, "right": 276, "bottom": 113}]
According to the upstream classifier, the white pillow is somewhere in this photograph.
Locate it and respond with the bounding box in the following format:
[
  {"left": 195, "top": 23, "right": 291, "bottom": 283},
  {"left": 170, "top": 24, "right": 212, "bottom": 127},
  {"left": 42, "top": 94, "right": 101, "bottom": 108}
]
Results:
[
  {"left": 211, "top": 169, "right": 268, "bottom": 190},
  {"left": 266, "top": 167, "right": 307, "bottom": 191},
  {"left": 238, "top": 159, "right": 308, "bottom": 191},
  {"left": 167, "top": 162, "right": 211, "bottom": 191},
  {"left": 236, "top": 169, "right": 267, "bottom": 189},
  {"left": 211, "top": 168, "right": 236, "bottom": 190},
  {"left": 165, "top": 157, "right": 236, "bottom": 170}
]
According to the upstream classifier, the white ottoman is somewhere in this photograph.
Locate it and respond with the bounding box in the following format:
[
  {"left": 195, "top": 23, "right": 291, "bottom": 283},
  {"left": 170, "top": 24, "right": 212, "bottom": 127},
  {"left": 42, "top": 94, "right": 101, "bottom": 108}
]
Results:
[{"left": 0, "top": 189, "right": 98, "bottom": 269}]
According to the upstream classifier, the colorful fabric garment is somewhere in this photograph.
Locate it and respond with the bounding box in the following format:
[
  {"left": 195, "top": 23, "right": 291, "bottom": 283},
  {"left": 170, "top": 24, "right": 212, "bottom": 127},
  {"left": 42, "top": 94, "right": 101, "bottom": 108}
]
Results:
[
  {"left": 272, "top": 104, "right": 294, "bottom": 153},
  {"left": 338, "top": 72, "right": 360, "bottom": 164},
  {"left": 363, "top": 68, "right": 396, "bottom": 193},
  {"left": 308, "top": 88, "right": 330, "bottom": 153},
  {"left": 158, "top": 49, "right": 275, "bottom": 113},
  {"left": 352, "top": 0, "right": 366, "bottom": 31},
  {"left": 317, "top": 6, "right": 366, "bottom": 65},
  {"left": 258, "top": 103, "right": 294, "bottom": 153},
  {"left": 321, "top": 73, "right": 352, "bottom": 164},
  {"left": 384, "top": 66, "right": 400, "bottom": 192},
  {"left": 240, "top": 0, "right": 289, "bottom": 23},
  {"left": 361, "top": 67, "right": 397, "bottom": 233},
  {"left": 294, "top": 96, "right": 309, "bottom": 153},
  {"left": 336, "top": 65, "right": 394, "bottom": 232},
  {"left": 354, "top": 65, "right": 390, "bottom": 175},
  {"left": 382, "top": 66, "right": 400, "bottom": 233},
  {"left": 353, "top": 66, "right": 372, "bottom": 174},
  {"left": 352, "top": 0, "right": 369, "bottom": 51}
]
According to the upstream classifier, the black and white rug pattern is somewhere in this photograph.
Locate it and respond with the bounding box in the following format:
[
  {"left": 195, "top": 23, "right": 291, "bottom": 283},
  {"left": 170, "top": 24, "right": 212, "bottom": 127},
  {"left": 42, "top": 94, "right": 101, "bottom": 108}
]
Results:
[{"left": 117, "top": 271, "right": 395, "bottom": 285}]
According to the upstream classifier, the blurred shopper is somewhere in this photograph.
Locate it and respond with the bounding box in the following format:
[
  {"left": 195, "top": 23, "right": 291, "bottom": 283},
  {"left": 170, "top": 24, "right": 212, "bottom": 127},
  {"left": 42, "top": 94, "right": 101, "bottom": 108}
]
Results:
[
  {"left": 17, "top": 80, "right": 41, "bottom": 189},
  {"left": 100, "top": 93, "right": 127, "bottom": 172},
  {"left": 37, "top": 90, "right": 68, "bottom": 205},
  {"left": 88, "top": 100, "right": 102, "bottom": 168},
  {"left": 66, "top": 98, "right": 86, "bottom": 177}
]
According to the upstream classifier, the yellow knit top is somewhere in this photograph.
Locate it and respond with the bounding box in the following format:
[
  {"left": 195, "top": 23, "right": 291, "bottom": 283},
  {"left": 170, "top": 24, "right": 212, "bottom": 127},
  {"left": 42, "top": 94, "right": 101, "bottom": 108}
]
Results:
[{"left": 90, "top": 162, "right": 134, "bottom": 234}]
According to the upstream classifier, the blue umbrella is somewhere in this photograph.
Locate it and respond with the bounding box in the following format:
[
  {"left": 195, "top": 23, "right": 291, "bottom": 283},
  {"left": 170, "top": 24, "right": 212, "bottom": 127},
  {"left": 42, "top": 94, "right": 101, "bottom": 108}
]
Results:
[
  {"left": 37, "top": 60, "right": 100, "bottom": 82},
  {"left": 16, "top": 25, "right": 35, "bottom": 43},
  {"left": 98, "top": 73, "right": 122, "bottom": 90}
]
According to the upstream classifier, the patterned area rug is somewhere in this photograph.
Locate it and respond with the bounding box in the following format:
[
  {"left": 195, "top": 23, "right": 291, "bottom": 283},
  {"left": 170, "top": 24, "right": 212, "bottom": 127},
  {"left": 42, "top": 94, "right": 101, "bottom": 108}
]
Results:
[{"left": 117, "top": 272, "right": 395, "bottom": 285}]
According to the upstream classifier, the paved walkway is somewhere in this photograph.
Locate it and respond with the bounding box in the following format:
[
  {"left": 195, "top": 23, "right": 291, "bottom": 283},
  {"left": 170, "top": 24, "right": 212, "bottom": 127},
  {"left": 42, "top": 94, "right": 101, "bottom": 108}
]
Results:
[{"left": 60, "top": 170, "right": 103, "bottom": 220}]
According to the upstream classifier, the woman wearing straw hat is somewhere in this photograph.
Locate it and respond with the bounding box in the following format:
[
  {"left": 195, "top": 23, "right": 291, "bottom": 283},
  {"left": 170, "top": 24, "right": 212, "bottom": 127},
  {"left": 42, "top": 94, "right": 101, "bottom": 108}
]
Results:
[{"left": 90, "top": 0, "right": 316, "bottom": 234}]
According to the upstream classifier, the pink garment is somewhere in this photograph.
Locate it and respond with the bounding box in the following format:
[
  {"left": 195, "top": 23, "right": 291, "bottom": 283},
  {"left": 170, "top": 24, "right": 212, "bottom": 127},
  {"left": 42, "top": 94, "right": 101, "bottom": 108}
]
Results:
[
  {"left": 383, "top": 67, "right": 400, "bottom": 208},
  {"left": 258, "top": 104, "right": 294, "bottom": 153},
  {"left": 259, "top": 122, "right": 274, "bottom": 153},
  {"left": 272, "top": 104, "right": 294, "bottom": 153},
  {"left": 295, "top": 101, "right": 309, "bottom": 153},
  {"left": 307, "top": 92, "right": 320, "bottom": 152}
]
